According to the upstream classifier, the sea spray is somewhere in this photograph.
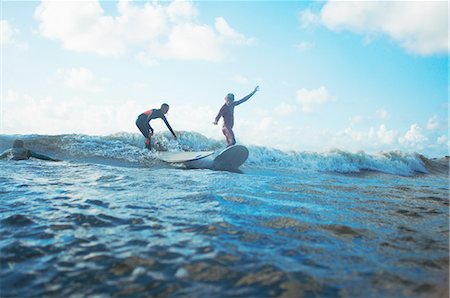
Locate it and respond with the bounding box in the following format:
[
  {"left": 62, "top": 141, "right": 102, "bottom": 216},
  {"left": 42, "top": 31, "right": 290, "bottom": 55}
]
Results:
[{"left": 0, "top": 132, "right": 433, "bottom": 176}]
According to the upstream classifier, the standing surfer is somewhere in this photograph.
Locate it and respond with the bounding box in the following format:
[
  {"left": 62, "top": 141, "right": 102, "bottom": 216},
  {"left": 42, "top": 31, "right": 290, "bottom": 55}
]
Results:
[
  {"left": 136, "top": 103, "right": 177, "bottom": 150},
  {"left": 214, "top": 86, "right": 259, "bottom": 147}
]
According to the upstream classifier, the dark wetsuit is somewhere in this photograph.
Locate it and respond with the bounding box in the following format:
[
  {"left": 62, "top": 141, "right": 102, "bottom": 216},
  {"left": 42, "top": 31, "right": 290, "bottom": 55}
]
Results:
[
  {"left": 136, "top": 108, "right": 176, "bottom": 149},
  {"left": 215, "top": 96, "right": 251, "bottom": 146},
  {"left": 215, "top": 103, "right": 236, "bottom": 146},
  {"left": 0, "top": 148, "right": 58, "bottom": 161}
]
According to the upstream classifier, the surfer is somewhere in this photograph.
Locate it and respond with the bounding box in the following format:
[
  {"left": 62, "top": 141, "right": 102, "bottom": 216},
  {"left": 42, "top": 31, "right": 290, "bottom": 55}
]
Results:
[
  {"left": 0, "top": 139, "right": 60, "bottom": 161},
  {"left": 136, "top": 103, "right": 177, "bottom": 150},
  {"left": 214, "top": 86, "right": 259, "bottom": 146}
]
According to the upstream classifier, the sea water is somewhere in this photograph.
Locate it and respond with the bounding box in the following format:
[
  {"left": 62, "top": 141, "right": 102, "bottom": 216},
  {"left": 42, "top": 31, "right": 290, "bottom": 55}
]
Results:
[{"left": 0, "top": 133, "right": 448, "bottom": 297}]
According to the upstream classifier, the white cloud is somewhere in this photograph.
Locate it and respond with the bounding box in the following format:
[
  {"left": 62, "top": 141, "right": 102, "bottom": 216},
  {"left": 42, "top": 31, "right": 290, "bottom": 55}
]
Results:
[
  {"left": 349, "top": 115, "right": 365, "bottom": 125},
  {"left": 375, "top": 109, "right": 390, "bottom": 120},
  {"left": 274, "top": 103, "right": 295, "bottom": 116},
  {"left": 34, "top": 1, "right": 253, "bottom": 62},
  {"left": 399, "top": 123, "right": 428, "bottom": 146},
  {"left": 376, "top": 124, "right": 398, "bottom": 145},
  {"left": 232, "top": 74, "right": 249, "bottom": 84},
  {"left": 349, "top": 110, "right": 389, "bottom": 125},
  {"left": 295, "top": 41, "right": 314, "bottom": 52},
  {"left": 215, "top": 17, "right": 254, "bottom": 45},
  {"left": 237, "top": 116, "right": 296, "bottom": 149},
  {"left": 300, "top": 1, "right": 448, "bottom": 55},
  {"left": 57, "top": 67, "right": 101, "bottom": 91},
  {"left": 339, "top": 124, "right": 398, "bottom": 146},
  {"left": 437, "top": 135, "right": 448, "bottom": 145},
  {"left": 426, "top": 115, "right": 440, "bottom": 130},
  {"left": 340, "top": 127, "right": 367, "bottom": 142},
  {"left": 2, "top": 90, "right": 447, "bottom": 156},
  {"left": 1, "top": 20, "right": 14, "bottom": 44},
  {"left": 136, "top": 52, "right": 160, "bottom": 67},
  {"left": 166, "top": 0, "right": 198, "bottom": 22},
  {"left": 296, "top": 86, "right": 335, "bottom": 113},
  {"left": 168, "top": 104, "right": 220, "bottom": 139},
  {"left": 2, "top": 90, "right": 141, "bottom": 135},
  {"left": 35, "top": 1, "right": 126, "bottom": 56},
  {"left": 299, "top": 8, "right": 320, "bottom": 29},
  {"left": 148, "top": 23, "right": 223, "bottom": 61},
  {"left": 334, "top": 123, "right": 450, "bottom": 155}
]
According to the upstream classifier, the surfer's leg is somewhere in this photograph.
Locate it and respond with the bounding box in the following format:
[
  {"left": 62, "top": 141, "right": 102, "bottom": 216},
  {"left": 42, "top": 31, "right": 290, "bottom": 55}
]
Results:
[
  {"left": 136, "top": 119, "right": 148, "bottom": 137},
  {"left": 222, "top": 126, "right": 236, "bottom": 146},
  {"left": 228, "top": 128, "right": 236, "bottom": 146},
  {"left": 145, "top": 136, "right": 151, "bottom": 150},
  {"left": 222, "top": 126, "right": 230, "bottom": 145},
  {"left": 136, "top": 118, "right": 152, "bottom": 149}
]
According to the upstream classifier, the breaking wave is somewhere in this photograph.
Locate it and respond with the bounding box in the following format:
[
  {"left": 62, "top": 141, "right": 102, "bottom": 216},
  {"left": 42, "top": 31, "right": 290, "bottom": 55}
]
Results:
[{"left": 0, "top": 132, "right": 446, "bottom": 176}]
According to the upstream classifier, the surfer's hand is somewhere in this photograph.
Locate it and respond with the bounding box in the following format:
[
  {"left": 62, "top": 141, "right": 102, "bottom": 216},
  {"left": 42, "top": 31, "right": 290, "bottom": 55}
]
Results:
[
  {"left": 174, "top": 136, "right": 177, "bottom": 140},
  {"left": 213, "top": 121, "right": 218, "bottom": 125}
]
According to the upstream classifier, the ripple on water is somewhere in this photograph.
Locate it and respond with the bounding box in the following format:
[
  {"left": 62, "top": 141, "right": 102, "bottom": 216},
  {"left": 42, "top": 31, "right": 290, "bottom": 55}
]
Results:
[
  {"left": 85, "top": 199, "right": 110, "bottom": 208},
  {"left": 65, "top": 213, "right": 113, "bottom": 227},
  {"left": 370, "top": 271, "right": 447, "bottom": 297},
  {"left": 109, "top": 255, "right": 156, "bottom": 276},
  {"left": 1, "top": 157, "right": 447, "bottom": 297},
  {"left": 264, "top": 217, "right": 309, "bottom": 231},
  {"left": 1, "top": 214, "right": 35, "bottom": 226},
  {"left": 322, "top": 224, "right": 365, "bottom": 238},
  {"left": 2, "top": 241, "right": 46, "bottom": 263},
  {"left": 178, "top": 261, "right": 235, "bottom": 282}
]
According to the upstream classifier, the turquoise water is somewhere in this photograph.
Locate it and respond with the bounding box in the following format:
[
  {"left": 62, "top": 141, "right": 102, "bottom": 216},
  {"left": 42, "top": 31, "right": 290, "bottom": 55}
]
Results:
[{"left": 0, "top": 133, "right": 448, "bottom": 297}]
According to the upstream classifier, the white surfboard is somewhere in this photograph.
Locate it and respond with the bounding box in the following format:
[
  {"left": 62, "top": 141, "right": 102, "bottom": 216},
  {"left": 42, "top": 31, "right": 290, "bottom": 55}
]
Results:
[
  {"left": 158, "top": 145, "right": 249, "bottom": 170},
  {"left": 212, "top": 145, "right": 249, "bottom": 170},
  {"left": 158, "top": 151, "right": 214, "bottom": 163}
]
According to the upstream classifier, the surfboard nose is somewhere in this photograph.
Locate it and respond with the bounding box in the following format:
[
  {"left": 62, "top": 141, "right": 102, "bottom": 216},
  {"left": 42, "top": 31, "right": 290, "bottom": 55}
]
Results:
[{"left": 213, "top": 145, "right": 249, "bottom": 170}]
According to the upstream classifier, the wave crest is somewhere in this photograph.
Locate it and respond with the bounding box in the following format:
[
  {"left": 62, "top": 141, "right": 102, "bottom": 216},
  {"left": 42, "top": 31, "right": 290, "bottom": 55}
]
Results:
[{"left": 0, "top": 132, "right": 442, "bottom": 176}]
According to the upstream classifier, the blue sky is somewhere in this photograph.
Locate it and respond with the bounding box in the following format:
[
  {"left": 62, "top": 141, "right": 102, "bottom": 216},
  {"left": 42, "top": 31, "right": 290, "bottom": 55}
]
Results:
[{"left": 1, "top": 0, "right": 448, "bottom": 156}]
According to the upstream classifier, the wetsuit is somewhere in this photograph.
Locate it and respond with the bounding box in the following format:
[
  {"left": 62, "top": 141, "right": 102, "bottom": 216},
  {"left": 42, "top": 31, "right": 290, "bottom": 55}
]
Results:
[
  {"left": 0, "top": 148, "right": 58, "bottom": 161},
  {"left": 136, "top": 108, "right": 176, "bottom": 149},
  {"left": 214, "top": 88, "right": 258, "bottom": 146},
  {"left": 215, "top": 103, "right": 237, "bottom": 146},
  {"left": 215, "top": 94, "right": 254, "bottom": 146}
]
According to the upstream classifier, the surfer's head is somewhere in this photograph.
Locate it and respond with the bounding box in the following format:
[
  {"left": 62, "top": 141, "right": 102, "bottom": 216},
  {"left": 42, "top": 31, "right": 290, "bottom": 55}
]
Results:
[
  {"left": 161, "top": 103, "right": 170, "bottom": 114},
  {"left": 225, "top": 93, "right": 234, "bottom": 105},
  {"left": 12, "top": 139, "right": 25, "bottom": 148}
]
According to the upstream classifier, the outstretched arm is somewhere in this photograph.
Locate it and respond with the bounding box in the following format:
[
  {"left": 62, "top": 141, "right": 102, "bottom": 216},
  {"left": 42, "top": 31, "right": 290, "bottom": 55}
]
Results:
[
  {"left": 162, "top": 116, "right": 177, "bottom": 139},
  {"left": 31, "top": 151, "right": 60, "bottom": 161},
  {"left": 234, "top": 86, "right": 260, "bottom": 106}
]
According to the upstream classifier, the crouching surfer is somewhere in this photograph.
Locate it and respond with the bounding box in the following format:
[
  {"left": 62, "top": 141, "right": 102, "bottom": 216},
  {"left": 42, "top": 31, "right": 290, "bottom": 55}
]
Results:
[
  {"left": 136, "top": 103, "right": 177, "bottom": 150},
  {"left": 0, "top": 139, "right": 60, "bottom": 161}
]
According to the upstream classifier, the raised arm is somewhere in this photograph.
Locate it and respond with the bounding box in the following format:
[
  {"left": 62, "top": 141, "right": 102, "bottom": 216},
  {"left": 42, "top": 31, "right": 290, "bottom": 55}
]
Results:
[
  {"left": 162, "top": 116, "right": 177, "bottom": 139},
  {"left": 234, "top": 86, "right": 260, "bottom": 106}
]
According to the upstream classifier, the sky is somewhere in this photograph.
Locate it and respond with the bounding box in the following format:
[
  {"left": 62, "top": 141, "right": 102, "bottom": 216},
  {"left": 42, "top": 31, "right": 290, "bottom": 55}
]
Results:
[{"left": 1, "top": 0, "right": 449, "bottom": 157}]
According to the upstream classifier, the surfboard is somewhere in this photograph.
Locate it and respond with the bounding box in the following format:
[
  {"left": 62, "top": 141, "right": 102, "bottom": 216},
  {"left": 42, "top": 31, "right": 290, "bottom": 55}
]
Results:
[
  {"left": 157, "top": 145, "right": 249, "bottom": 171},
  {"left": 212, "top": 145, "right": 249, "bottom": 170},
  {"left": 158, "top": 151, "right": 214, "bottom": 163}
]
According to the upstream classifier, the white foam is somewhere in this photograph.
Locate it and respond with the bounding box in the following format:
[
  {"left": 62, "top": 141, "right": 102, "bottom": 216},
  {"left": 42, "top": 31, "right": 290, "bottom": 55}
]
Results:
[
  {"left": 0, "top": 132, "right": 429, "bottom": 175},
  {"left": 246, "top": 146, "right": 427, "bottom": 176}
]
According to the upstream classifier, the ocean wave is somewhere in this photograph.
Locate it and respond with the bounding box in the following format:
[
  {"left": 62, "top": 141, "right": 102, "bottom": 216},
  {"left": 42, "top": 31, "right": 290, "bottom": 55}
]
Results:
[
  {"left": 0, "top": 132, "right": 444, "bottom": 176},
  {"left": 246, "top": 146, "right": 430, "bottom": 176}
]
